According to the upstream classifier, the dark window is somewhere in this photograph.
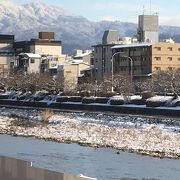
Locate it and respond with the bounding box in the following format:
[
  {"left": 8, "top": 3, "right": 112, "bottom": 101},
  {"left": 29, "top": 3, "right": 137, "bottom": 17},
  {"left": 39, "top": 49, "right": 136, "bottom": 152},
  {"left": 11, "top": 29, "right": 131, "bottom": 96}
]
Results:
[{"left": 30, "top": 59, "right": 35, "bottom": 63}]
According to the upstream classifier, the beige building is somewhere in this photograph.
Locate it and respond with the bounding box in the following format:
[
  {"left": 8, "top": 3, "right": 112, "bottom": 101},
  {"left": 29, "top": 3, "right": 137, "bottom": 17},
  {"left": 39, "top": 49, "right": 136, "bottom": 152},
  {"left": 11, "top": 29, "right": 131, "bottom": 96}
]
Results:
[
  {"left": 111, "top": 42, "right": 180, "bottom": 78},
  {"left": 0, "top": 35, "right": 15, "bottom": 75},
  {"left": 14, "top": 32, "right": 66, "bottom": 73},
  {"left": 58, "top": 61, "right": 92, "bottom": 89},
  {"left": 73, "top": 51, "right": 93, "bottom": 65}
]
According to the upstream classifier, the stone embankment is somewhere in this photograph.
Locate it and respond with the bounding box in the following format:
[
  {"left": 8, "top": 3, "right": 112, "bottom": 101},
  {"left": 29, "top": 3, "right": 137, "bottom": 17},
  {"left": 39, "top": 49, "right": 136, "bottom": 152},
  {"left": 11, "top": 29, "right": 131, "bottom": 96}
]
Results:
[{"left": 0, "top": 109, "right": 180, "bottom": 159}]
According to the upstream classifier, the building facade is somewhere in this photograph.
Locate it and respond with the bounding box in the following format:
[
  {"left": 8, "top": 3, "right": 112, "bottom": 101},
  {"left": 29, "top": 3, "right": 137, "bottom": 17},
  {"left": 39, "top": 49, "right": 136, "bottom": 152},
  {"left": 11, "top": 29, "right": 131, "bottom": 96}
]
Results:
[
  {"left": 58, "top": 61, "right": 92, "bottom": 89},
  {"left": 0, "top": 35, "right": 15, "bottom": 75},
  {"left": 17, "top": 53, "right": 41, "bottom": 74},
  {"left": 137, "top": 15, "right": 159, "bottom": 43},
  {"left": 111, "top": 42, "right": 180, "bottom": 78},
  {"left": 14, "top": 32, "right": 66, "bottom": 73}
]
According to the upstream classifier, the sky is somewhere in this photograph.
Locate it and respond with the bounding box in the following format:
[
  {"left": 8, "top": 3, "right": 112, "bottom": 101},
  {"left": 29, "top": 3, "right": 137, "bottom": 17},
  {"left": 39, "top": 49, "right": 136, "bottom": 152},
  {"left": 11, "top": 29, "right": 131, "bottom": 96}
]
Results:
[{"left": 12, "top": 0, "right": 180, "bottom": 26}]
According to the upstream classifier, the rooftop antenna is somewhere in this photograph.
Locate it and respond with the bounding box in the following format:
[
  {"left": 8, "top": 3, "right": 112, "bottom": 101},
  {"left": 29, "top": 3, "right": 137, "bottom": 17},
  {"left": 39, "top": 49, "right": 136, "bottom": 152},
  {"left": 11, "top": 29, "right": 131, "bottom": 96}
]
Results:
[{"left": 150, "top": 0, "right": 152, "bottom": 15}]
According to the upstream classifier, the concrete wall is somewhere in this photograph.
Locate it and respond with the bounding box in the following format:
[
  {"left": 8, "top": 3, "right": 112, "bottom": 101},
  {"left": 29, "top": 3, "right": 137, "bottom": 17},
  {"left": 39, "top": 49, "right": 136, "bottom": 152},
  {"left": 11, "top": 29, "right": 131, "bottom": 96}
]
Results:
[
  {"left": 0, "top": 156, "right": 93, "bottom": 180},
  {"left": 30, "top": 44, "right": 62, "bottom": 56},
  {"left": 28, "top": 58, "right": 41, "bottom": 74}
]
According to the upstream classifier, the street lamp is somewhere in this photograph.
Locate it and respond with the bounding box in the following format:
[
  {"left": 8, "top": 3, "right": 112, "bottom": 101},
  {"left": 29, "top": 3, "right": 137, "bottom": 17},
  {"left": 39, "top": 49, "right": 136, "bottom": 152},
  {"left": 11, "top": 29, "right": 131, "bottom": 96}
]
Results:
[
  {"left": 121, "top": 55, "right": 133, "bottom": 92},
  {"left": 111, "top": 52, "right": 133, "bottom": 92}
]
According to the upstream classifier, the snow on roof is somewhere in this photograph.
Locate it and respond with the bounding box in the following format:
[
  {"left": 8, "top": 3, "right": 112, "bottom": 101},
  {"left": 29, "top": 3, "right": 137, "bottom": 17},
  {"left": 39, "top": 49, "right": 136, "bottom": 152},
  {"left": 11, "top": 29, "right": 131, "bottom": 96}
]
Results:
[
  {"left": 72, "top": 59, "right": 83, "bottom": 64},
  {"left": 112, "top": 43, "right": 152, "bottom": 49},
  {"left": 80, "top": 66, "right": 94, "bottom": 72},
  {"left": 19, "top": 53, "right": 41, "bottom": 58},
  {"left": 74, "top": 52, "right": 91, "bottom": 58}
]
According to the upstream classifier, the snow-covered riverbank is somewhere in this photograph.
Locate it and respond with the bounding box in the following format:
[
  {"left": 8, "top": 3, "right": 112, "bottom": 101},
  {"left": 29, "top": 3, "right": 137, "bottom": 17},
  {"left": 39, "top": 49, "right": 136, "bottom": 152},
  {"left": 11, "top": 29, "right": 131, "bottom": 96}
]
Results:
[{"left": 0, "top": 107, "right": 180, "bottom": 159}]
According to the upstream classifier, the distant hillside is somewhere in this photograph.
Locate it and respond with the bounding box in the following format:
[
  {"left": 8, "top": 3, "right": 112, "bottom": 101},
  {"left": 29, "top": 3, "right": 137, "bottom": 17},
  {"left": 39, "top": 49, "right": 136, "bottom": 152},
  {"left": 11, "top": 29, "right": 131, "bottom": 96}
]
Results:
[{"left": 1, "top": 1, "right": 180, "bottom": 54}]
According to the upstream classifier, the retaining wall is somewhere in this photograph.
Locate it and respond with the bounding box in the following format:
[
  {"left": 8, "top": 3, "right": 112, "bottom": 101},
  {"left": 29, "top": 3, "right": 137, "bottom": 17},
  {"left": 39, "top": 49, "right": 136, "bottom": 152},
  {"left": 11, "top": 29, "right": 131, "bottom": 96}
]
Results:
[{"left": 0, "top": 99, "right": 180, "bottom": 117}]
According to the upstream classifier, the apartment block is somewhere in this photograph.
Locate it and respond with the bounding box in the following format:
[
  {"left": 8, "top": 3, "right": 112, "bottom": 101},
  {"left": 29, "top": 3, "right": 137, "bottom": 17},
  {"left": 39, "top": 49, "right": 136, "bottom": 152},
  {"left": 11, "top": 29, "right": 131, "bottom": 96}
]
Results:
[{"left": 111, "top": 42, "right": 180, "bottom": 78}]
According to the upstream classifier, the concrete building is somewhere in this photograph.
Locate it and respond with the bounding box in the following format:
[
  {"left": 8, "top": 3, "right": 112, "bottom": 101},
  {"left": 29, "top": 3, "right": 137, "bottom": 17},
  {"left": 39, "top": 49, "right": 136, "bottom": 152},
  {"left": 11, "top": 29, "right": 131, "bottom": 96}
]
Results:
[
  {"left": 111, "top": 41, "right": 180, "bottom": 78},
  {"left": 14, "top": 32, "right": 66, "bottom": 73},
  {"left": 137, "top": 15, "right": 159, "bottom": 43},
  {"left": 73, "top": 51, "right": 93, "bottom": 65},
  {"left": 102, "top": 30, "right": 119, "bottom": 44},
  {"left": 0, "top": 35, "right": 15, "bottom": 75},
  {"left": 58, "top": 61, "right": 93, "bottom": 89},
  {"left": 16, "top": 53, "right": 41, "bottom": 74},
  {"left": 92, "top": 30, "right": 126, "bottom": 80}
]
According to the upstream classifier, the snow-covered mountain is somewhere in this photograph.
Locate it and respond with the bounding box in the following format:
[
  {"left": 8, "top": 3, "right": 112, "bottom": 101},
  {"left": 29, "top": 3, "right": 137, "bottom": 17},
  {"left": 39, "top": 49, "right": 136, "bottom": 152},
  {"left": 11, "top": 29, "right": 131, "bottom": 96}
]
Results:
[{"left": 0, "top": 0, "right": 180, "bottom": 54}]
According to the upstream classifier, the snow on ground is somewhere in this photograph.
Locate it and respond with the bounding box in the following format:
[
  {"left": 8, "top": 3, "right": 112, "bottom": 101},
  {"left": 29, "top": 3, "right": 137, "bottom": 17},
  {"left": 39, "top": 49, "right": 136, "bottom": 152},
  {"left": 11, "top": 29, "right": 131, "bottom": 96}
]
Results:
[{"left": 0, "top": 107, "right": 180, "bottom": 159}]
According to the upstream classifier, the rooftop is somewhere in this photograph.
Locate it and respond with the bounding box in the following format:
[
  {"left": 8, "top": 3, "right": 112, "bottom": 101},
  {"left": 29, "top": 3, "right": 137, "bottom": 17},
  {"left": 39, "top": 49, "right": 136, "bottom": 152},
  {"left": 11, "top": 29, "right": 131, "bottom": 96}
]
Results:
[{"left": 112, "top": 43, "right": 152, "bottom": 49}]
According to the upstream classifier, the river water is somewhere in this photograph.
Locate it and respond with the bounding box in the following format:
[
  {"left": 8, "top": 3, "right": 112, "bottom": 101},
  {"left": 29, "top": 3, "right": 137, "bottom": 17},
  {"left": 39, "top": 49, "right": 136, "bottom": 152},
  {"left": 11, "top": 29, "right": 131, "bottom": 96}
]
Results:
[{"left": 0, "top": 135, "right": 180, "bottom": 180}]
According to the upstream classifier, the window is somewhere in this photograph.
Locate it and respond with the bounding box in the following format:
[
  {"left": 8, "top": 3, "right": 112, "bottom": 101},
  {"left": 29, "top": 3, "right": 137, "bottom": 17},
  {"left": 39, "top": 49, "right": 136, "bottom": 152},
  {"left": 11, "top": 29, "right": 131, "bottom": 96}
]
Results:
[
  {"left": 178, "top": 58, "right": 180, "bottom": 61},
  {"left": 143, "top": 47, "right": 147, "bottom": 52},
  {"left": 168, "top": 47, "right": 173, "bottom": 51},
  {"left": 155, "top": 47, "right": 161, "bottom": 51},
  {"left": 155, "top": 67, "right": 161, "bottom": 71},
  {"left": 168, "top": 67, "right": 173, "bottom": 71},
  {"left": 51, "top": 64, "right": 56, "bottom": 67},
  {"left": 155, "top": 57, "right": 161, "bottom": 61},
  {"left": 30, "top": 59, "right": 35, "bottom": 63},
  {"left": 168, "top": 57, "right": 172, "bottom": 61}
]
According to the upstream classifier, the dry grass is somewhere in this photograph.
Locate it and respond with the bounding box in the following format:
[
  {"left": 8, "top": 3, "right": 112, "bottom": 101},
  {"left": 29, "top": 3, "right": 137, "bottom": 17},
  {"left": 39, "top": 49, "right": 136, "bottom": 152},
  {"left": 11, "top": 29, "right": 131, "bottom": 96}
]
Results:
[{"left": 41, "top": 109, "right": 54, "bottom": 123}]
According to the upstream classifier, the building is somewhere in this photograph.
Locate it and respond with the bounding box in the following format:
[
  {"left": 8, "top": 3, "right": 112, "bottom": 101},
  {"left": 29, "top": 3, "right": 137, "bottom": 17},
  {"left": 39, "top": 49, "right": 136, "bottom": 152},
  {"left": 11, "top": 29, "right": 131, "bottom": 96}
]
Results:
[
  {"left": 14, "top": 32, "right": 66, "bottom": 73},
  {"left": 92, "top": 30, "right": 121, "bottom": 80},
  {"left": 137, "top": 15, "right": 159, "bottom": 43},
  {"left": 16, "top": 53, "right": 41, "bottom": 74},
  {"left": 0, "top": 34, "right": 15, "bottom": 75},
  {"left": 58, "top": 60, "right": 93, "bottom": 89},
  {"left": 102, "top": 30, "right": 119, "bottom": 44},
  {"left": 111, "top": 41, "right": 180, "bottom": 78},
  {"left": 73, "top": 50, "right": 93, "bottom": 65}
]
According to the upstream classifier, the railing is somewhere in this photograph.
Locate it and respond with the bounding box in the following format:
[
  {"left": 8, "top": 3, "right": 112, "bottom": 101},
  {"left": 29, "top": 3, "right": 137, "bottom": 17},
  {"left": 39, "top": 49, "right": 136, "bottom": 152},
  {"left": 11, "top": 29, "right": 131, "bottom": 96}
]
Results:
[{"left": 0, "top": 156, "right": 96, "bottom": 180}]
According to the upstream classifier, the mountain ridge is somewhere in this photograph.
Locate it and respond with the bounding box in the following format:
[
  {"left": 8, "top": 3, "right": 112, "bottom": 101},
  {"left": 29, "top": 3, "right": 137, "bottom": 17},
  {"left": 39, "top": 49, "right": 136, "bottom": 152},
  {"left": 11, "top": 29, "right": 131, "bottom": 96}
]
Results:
[{"left": 1, "top": 1, "right": 180, "bottom": 53}]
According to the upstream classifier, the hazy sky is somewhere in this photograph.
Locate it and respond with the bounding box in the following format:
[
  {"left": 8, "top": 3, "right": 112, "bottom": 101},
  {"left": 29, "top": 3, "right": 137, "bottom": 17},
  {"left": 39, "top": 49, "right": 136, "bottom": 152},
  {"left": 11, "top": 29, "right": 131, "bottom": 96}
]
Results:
[{"left": 12, "top": 0, "right": 180, "bottom": 26}]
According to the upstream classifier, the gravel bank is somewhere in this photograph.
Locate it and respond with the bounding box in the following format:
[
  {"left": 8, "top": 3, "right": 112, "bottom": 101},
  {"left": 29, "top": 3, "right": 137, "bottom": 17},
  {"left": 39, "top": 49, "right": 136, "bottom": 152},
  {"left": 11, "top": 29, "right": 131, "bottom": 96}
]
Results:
[{"left": 0, "top": 108, "right": 180, "bottom": 159}]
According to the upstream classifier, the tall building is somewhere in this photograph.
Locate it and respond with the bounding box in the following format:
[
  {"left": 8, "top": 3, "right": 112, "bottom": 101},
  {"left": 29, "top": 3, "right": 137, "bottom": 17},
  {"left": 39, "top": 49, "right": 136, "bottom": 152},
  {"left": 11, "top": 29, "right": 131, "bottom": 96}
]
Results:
[
  {"left": 92, "top": 30, "right": 120, "bottom": 80},
  {"left": 102, "top": 30, "right": 119, "bottom": 44},
  {"left": 137, "top": 15, "right": 159, "bottom": 43}
]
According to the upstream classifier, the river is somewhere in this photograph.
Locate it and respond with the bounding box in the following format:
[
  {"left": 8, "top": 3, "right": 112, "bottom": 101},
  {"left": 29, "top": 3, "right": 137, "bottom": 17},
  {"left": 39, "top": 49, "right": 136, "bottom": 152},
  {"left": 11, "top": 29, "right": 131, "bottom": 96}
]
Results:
[{"left": 0, "top": 135, "right": 180, "bottom": 180}]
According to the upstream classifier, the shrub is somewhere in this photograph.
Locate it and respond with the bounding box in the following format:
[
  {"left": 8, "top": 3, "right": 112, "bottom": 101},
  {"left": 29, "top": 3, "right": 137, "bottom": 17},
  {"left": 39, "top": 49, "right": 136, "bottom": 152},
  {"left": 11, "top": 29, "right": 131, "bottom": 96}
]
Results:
[
  {"left": 94, "top": 97, "right": 109, "bottom": 104},
  {"left": 130, "top": 98, "right": 146, "bottom": 105},
  {"left": 109, "top": 99, "right": 124, "bottom": 105},
  {"left": 82, "top": 97, "right": 95, "bottom": 104},
  {"left": 40, "top": 109, "right": 54, "bottom": 123},
  {"left": 146, "top": 100, "right": 165, "bottom": 107},
  {"left": 68, "top": 96, "right": 82, "bottom": 102},
  {"left": 142, "top": 91, "right": 154, "bottom": 99},
  {"left": 56, "top": 96, "right": 69, "bottom": 102}
]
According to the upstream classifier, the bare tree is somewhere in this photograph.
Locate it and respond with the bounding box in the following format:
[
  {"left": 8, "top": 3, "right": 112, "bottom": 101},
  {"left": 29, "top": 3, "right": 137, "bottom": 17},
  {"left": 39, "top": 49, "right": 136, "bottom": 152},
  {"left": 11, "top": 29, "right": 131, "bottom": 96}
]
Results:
[{"left": 152, "top": 69, "right": 180, "bottom": 97}]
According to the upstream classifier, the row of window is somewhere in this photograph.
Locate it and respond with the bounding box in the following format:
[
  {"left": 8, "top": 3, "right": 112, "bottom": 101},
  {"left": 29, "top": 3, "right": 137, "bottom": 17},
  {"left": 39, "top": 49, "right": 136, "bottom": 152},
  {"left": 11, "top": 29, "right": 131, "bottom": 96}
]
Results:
[
  {"left": 154, "top": 47, "right": 180, "bottom": 51},
  {"left": 154, "top": 67, "right": 180, "bottom": 71},
  {"left": 154, "top": 57, "right": 180, "bottom": 61}
]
